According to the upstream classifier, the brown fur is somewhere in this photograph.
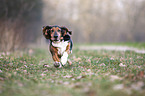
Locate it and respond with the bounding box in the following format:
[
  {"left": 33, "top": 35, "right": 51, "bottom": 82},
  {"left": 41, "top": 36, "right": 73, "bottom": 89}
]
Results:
[
  {"left": 50, "top": 45, "right": 60, "bottom": 62},
  {"left": 49, "top": 43, "right": 71, "bottom": 63}
]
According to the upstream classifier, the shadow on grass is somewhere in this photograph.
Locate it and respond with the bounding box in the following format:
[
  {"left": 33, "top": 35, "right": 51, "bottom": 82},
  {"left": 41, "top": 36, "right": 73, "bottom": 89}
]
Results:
[{"left": 64, "top": 64, "right": 74, "bottom": 70}]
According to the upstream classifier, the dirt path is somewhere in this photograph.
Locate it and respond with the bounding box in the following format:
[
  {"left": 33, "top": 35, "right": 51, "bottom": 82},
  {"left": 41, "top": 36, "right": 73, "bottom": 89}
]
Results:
[{"left": 79, "top": 45, "right": 145, "bottom": 54}]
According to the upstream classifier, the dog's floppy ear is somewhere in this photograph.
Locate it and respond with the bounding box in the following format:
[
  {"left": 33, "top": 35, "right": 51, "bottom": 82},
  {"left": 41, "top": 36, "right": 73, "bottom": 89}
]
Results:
[
  {"left": 42, "top": 26, "right": 52, "bottom": 39},
  {"left": 61, "top": 26, "right": 72, "bottom": 36},
  {"left": 68, "top": 31, "right": 72, "bottom": 35}
]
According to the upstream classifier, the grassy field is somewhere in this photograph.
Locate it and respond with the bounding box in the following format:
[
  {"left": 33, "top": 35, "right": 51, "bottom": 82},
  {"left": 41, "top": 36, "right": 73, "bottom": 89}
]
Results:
[
  {"left": 0, "top": 44, "right": 145, "bottom": 96},
  {"left": 77, "top": 42, "right": 145, "bottom": 49}
]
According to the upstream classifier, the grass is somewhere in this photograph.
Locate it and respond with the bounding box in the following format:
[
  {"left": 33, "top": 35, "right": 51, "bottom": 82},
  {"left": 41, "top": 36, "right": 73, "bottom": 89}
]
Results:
[
  {"left": 76, "top": 42, "right": 145, "bottom": 49},
  {"left": 0, "top": 44, "right": 145, "bottom": 96}
]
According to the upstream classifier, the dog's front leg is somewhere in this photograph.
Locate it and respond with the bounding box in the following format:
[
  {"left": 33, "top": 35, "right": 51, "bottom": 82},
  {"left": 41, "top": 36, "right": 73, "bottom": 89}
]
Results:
[
  {"left": 61, "top": 52, "right": 68, "bottom": 66},
  {"left": 61, "top": 43, "right": 71, "bottom": 66},
  {"left": 52, "top": 53, "right": 62, "bottom": 68},
  {"left": 50, "top": 46, "right": 62, "bottom": 68}
]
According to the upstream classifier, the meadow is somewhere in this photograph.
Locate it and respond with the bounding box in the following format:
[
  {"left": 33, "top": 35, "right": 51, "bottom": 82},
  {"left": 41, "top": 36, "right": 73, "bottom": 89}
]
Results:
[{"left": 0, "top": 44, "right": 145, "bottom": 96}]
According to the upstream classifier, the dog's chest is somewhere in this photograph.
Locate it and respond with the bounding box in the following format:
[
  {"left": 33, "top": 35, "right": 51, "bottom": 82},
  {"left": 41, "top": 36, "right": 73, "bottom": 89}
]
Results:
[{"left": 52, "top": 41, "right": 68, "bottom": 55}]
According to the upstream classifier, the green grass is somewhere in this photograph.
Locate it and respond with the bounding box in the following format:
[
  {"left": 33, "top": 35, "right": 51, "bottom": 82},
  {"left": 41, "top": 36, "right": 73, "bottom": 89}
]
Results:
[
  {"left": 76, "top": 42, "right": 145, "bottom": 49},
  {"left": 0, "top": 46, "right": 145, "bottom": 96}
]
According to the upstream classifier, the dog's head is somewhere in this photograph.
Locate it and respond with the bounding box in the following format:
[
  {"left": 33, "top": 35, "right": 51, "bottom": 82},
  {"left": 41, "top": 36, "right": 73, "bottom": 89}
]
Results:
[{"left": 42, "top": 25, "right": 72, "bottom": 42}]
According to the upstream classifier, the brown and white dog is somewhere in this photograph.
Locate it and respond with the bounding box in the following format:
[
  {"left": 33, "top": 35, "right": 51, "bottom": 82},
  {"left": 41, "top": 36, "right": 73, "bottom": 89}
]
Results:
[{"left": 42, "top": 25, "right": 73, "bottom": 68}]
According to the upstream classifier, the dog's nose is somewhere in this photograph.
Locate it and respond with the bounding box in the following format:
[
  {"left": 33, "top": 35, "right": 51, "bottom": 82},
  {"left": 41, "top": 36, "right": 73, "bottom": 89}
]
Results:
[
  {"left": 54, "top": 32, "right": 58, "bottom": 38},
  {"left": 54, "top": 35, "right": 58, "bottom": 38}
]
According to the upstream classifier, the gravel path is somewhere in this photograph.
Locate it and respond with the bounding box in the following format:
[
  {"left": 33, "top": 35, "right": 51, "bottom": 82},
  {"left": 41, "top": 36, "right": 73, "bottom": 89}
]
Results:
[{"left": 79, "top": 45, "right": 145, "bottom": 54}]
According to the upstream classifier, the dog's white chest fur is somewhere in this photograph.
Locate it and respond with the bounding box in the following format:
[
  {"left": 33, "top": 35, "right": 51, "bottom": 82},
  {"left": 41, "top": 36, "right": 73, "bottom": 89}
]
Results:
[{"left": 52, "top": 41, "right": 68, "bottom": 55}]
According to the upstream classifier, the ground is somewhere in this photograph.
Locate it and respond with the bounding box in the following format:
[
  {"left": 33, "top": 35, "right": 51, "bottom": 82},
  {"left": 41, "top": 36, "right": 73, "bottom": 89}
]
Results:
[{"left": 0, "top": 43, "right": 145, "bottom": 96}]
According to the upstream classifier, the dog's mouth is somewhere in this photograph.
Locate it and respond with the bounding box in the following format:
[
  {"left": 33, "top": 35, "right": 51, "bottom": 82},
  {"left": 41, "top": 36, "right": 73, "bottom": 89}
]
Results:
[
  {"left": 52, "top": 39, "right": 60, "bottom": 43},
  {"left": 54, "top": 38, "right": 59, "bottom": 41},
  {"left": 51, "top": 38, "right": 60, "bottom": 41},
  {"left": 54, "top": 39, "right": 60, "bottom": 42}
]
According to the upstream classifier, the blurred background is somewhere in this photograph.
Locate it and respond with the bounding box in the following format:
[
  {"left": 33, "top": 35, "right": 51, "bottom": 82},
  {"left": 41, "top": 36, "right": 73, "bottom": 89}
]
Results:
[{"left": 0, "top": 0, "right": 145, "bottom": 51}]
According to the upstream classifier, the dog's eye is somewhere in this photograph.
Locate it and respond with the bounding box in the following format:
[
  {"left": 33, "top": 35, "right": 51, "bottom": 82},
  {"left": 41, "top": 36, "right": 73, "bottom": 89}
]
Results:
[
  {"left": 58, "top": 29, "right": 61, "bottom": 32},
  {"left": 51, "top": 29, "right": 54, "bottom": 32}
]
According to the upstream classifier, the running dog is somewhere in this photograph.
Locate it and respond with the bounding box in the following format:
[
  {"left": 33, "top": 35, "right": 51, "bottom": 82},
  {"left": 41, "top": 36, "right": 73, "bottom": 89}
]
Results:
[{"left": 42, "top": 25, "right": 73, "bottom": 68}]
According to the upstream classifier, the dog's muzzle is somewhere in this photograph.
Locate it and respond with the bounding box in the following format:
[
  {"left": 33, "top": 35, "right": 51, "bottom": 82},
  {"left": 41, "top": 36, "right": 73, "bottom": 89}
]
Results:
[{"left": 53, "top": 32, "right": 59, "bottom": 41}]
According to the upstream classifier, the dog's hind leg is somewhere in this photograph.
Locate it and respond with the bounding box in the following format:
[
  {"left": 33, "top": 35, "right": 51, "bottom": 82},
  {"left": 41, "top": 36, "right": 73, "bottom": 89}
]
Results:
[{"left": 67, "top": 59, "right": 72, "bottom": 65}]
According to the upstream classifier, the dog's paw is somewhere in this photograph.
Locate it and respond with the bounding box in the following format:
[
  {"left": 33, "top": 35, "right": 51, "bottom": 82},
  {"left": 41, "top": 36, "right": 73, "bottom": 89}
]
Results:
[{"left": 54, "top": 62, "right": 61, "bottom": 68}]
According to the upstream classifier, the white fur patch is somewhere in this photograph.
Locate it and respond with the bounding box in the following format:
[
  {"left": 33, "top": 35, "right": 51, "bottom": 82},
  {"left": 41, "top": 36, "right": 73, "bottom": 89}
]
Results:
[
  {"left": 52, "top": 41, "right": 69, "bottom": 55},
  {"left": 52, "top": 41, "right": 69, "bottom": 66},
  {"left": 61, "top": 52, "right": 68, "bottom": 65}
]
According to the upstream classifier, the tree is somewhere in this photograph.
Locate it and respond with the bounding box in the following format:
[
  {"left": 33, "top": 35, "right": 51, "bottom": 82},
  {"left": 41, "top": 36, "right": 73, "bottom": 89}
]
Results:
[{"left": 0, "top": 0, "right": 43, "bottom": 51}]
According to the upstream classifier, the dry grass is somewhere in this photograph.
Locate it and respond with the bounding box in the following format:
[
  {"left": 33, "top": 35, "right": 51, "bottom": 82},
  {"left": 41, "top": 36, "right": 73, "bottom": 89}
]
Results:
[{"left": 0, "top": 20, "right": 24, "bottom": 51}]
